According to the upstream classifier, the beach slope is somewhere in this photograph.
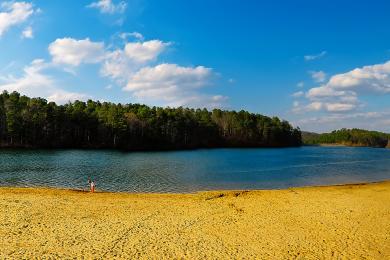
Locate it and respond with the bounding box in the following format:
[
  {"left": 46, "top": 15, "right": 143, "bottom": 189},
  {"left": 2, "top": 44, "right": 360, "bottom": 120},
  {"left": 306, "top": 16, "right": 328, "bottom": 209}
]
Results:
[{"left": 0, "top": 182, "right": 389, "bottom": 258}]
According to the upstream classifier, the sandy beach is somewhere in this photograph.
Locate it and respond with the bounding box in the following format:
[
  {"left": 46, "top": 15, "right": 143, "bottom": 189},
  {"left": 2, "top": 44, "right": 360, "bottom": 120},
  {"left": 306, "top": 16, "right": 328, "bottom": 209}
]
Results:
[{"left": 0, "top": 182, "right": 389, "bottom": 259}]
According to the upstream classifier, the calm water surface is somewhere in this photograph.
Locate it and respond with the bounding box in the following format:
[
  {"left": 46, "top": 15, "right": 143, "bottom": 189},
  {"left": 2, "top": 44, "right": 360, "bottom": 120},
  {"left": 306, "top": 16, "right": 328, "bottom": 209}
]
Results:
[{"left": 0, "top": 147, "right": 389, "bottom": 193}]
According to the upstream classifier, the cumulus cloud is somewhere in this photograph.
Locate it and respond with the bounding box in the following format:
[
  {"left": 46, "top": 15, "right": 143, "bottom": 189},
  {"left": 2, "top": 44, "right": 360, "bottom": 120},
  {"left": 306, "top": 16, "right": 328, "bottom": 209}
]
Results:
[
  {"left": 49, "top": 38, "right": 105, "bottom": 66},
  {"left": 21, "top": 25, "right": 33, "bottom": 38},
  {"left": 122, "top": 63, "right": 226, "bottom": 107},
  {"left": 294, "top": 87, "right": 359, "bottom": 113},
  {"left": 296, "top": 100, "right": 359, "bottom": 114},
  {"left": 0, "top": 59, "right": 88, "bottom": 104},
  {"left": 87, "top": 0, "right": 127, "bottom": 14},
  {"left": 324, "top": 60, "right": 390, "bottom": 93},
  {"left": 47, "top": 90, "right": 88, "bottom": 104},
  {"left": 307, "top": 60, "right": 390, "bottom": 99},
  {"left": 304, "top": 51, "right": 327, "bottom": 61},
  {"left": 99, "top": 40, "right": 224, "bottom": 107},
  {"left": 309, "top": 70, "right": 326, "bottom": 83},
  {"left": 292, "top": 91, "right": 304, "bottom": 98},
  {"left": 324, "top": 102, "right": 357, "bottom": 112},
  {"left": 0, "top": 1, "right": 35, "bottom": 37},
  {"left": 0, "top": 59, "right": 52, "bottom": 93},
  {"left": 305, "top": 102, "right": 322, "bottom": 112},
  {"left": 100, "top": 49, "right": 132, "bottom": 82},
  {"left": 100, "top": 39, "right": 171, "bottom": 83},
  {"left": 125, "top": 64, "right": 212, "bottom": 92},
  {"left": 34, "top": 35, "right": 226, "bottom": 108},
  {"left": 124, "top": 40, "right": 170, "bottom": 63},
  {"left": 293, "top": 101, "right": 357, "bottom": 114},
  {"left": 48, "top": 37, "right": 170, "bottom": 79},
  {"left": 296, "top": 111, "right": 390, "bottom": 133},
  {"left": 173, "top": 94, "right": 229, "bottom": 108},
  {"left": 119, "top": 32, "right": 144, "bottom": 41},
  {"left": 293, "top": 60, "right": 390, "bottom": 114},
  {"left": 306, "top": 86, "right": 354, "bottom": 99}
]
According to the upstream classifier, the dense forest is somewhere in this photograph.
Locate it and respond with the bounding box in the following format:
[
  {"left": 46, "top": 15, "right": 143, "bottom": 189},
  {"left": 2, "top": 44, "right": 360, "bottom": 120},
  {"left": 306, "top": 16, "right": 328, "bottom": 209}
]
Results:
[
  {"left": 0, "top": 91, "right": 302, "bottom": 150},
  {"left": 303, "top": 129, "right": 390, "bottom": 148}
]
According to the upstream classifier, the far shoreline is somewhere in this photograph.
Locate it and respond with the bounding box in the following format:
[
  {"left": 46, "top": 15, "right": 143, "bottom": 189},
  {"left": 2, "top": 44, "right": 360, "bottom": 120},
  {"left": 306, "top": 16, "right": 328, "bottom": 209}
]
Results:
[{"left": 304, "top": 143, "right": 389, "bottom": 148}]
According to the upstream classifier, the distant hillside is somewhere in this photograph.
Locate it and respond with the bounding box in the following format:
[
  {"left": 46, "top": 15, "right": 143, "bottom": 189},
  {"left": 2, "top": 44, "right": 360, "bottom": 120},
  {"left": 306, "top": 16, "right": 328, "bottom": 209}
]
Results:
[
  {"left": 303, "top": 128, "right": 390, "bottom": 148},
  {"left": 301, "top": 131, "right": 320, "bottom": 143}
]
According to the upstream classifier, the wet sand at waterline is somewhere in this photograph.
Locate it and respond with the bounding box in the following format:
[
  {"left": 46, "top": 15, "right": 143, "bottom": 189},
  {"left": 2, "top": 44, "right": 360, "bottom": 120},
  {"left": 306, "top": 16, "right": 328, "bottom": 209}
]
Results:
[{"left": 0, "top": 182, "right": 389, "bottom": 259}]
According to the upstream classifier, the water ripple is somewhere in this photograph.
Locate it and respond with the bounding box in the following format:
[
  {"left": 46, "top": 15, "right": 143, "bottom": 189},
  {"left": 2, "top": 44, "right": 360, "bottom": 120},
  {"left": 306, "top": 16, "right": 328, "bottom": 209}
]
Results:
[{"left": 0, "top": 147, "right": 389, "bottom": 192}]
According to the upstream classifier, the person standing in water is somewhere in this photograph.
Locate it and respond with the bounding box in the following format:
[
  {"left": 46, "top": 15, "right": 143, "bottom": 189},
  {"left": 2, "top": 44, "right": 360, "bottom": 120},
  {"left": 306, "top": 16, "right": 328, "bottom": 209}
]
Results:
[
  {"left": 90, "top": 180, "right": 96, "bottom": 193},
  {"left": 88, "top": 177, "right": 96, "bottom": 193}
]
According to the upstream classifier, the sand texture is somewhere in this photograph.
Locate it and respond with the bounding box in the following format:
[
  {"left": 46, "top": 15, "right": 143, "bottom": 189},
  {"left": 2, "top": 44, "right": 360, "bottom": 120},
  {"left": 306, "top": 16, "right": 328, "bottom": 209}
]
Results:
[{"left": 0, "top": 182, "right": 389, "bottom": 259}]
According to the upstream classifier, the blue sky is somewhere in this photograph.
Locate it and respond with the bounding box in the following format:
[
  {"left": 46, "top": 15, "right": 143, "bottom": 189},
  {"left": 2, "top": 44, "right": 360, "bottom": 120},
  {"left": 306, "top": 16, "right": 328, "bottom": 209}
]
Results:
[{"left": 0, "top": 0, "right": 390, "bottom": 132}]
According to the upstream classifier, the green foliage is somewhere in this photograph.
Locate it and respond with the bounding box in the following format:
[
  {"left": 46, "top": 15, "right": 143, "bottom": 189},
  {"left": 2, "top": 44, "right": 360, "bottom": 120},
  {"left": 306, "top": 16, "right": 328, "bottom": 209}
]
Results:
[
  {"left": 0, "top": 91, "right": 302, "bottom": 150},
  {"left": 303, "top": 128, "right": 390, "bottom": 148}
]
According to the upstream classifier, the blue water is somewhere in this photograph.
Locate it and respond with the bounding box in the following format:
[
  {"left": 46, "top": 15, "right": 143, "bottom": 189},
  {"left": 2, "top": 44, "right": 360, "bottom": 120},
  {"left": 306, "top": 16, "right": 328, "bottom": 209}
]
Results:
[{"left": 0, "top": 147, "right": 389, "bottom": 193}]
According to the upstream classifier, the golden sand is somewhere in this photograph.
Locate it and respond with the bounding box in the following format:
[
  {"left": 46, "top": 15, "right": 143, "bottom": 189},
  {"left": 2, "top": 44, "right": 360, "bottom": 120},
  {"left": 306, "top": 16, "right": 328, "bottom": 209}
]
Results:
[{"left": 0, "top": 182, "right": 389, "bottom": 259}]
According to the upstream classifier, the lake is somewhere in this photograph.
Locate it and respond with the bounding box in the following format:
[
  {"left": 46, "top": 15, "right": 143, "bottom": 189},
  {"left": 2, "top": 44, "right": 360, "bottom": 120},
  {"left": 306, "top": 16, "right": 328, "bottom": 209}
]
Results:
[{"left": 0, "top": 146, "right": 389, "bottom": 193}]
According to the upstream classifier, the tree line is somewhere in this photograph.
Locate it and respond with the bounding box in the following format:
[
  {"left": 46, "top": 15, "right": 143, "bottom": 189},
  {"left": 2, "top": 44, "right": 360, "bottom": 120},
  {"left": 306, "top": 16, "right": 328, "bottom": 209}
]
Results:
[
  {"left": 303, "top": 128, "right": 390, "bottom": 148},
  {"left": 0, "top": 91, "right": 302, "bottom": 150}
]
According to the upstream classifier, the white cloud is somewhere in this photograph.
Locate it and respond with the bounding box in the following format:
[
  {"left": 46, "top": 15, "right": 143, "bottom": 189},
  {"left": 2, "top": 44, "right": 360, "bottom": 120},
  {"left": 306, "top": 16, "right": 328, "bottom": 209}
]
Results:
[
  {"left": 0, "top": 59, "right": 52, "bottom": 93},
  {"left": 163, "top": 94, "right": 228, "bottom": 108},
  {"left": 60, "top": 38, "right": 170, "bottom": 83},
  {"left": 294, "top": 84, "right": 359, "bottom": 113},
  {"left": 292, "top": 91, "right": 304, "bottom": 98},
  {"left": 100, "top": 49, "right": 132, "bottom": 82},
  {"left": 292, "top": 60, "right": 390, "bottom": 131},
  {"left": 100, "top": 39, "right": 171, "bottom": 83},
  {"left": 0, "top": 61, "right": 17, "bottom": 73},
  {"left": 304, "top": 51, "right": 327, "bottom": 61},
  {"left": 325, "top": 60, "right": 390, "bottom": 93},
  {"left": 0, "top": 59, "right": 88, "bottom": 104},
  {"left": 189, "top": 95, "right": 229, "bottom": 108},
  {"left": 122, "top": 63, "right": 224, "bottom": 107},
  {"left": 47, "top": 90, "right": 88, "bottom": 104},
  {"left": 125, "top": 64, "right": 212, "bottom": 92},
  {"left": 297, "top": 81, "right": 304, "bottom": 88},
  {"left": 305, "top": 102, "right": 322, "bottom": 112},
  {"left": 0, "top": 1, "right": 35, "bottom": 37},
  {"left": 17, "top": 35, "right": 226, "bottom": 108},
  {"left": 294, "top": 101, "right": 358, "bottom": 113},
  {"left": 295, "top": 60, "right": 390, "bottom": 114},
  {"left": 124, "top": 40, "right": 170, "bottom": 63},
  {"left": 307, "top": 60, "right": 390, "bottom": 98},
  {"left": 99, "top": 39, "right": 222, "bottom": 107},
  {"left": 295, "top": 90, "right": 359, "bottom": 113},
  {"left": 119, "top": 32, "right": 144, "bottom": 41},
  {"left": 296, "top": 111, "right": 390, "bottom": 133},
  {"left": 87, "top": 0, "right": 127, "bottom": 14},
  {"left": 339, "top": 95, "right": 358, "bottom": 103},
  {"left": 309, "top": 70, "right": 326, "bottom": 83},
  {"left": 21, "top": 25, "right": 33, "bottom": 38},
  {"left": 306, "top": 86, "right": 353, "bottom": 99},
  {"left": 324, "top": 102, "right": 357, "bottom": 112},
  {"left": 49, "top": 38, "right": 105, "bottom": 66}
]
